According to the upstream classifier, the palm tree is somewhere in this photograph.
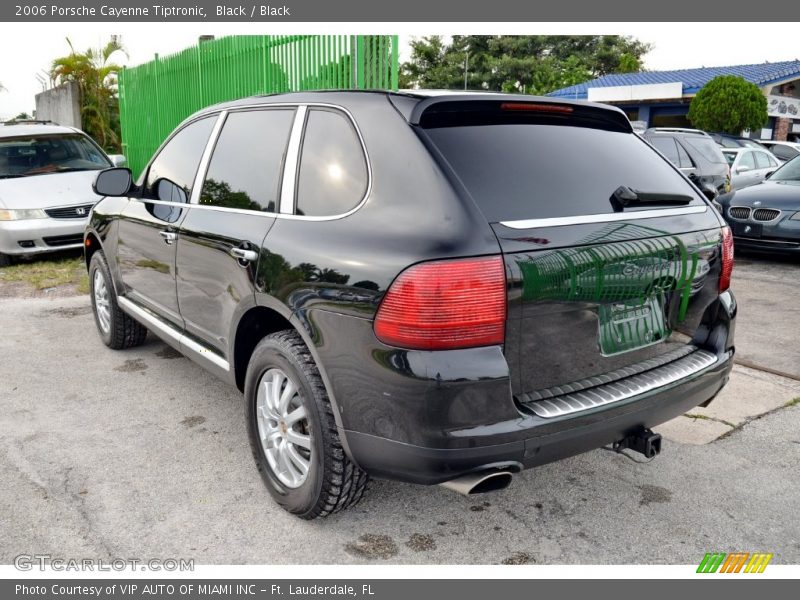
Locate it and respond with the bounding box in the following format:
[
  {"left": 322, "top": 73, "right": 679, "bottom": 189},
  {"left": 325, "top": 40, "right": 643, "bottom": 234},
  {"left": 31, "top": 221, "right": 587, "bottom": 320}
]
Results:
[{"left": 50, "top": 37, "right": 127, "bottom": 151}]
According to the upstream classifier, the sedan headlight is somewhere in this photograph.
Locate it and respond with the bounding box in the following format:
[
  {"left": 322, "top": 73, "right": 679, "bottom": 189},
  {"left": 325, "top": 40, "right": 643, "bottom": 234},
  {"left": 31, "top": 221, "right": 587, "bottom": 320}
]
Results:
[
  {"left": 0, "top": 208, "right": 48, "bottom": 221},
  {"left": 790, "top": 211, "right": 800, "bottom": 221}
]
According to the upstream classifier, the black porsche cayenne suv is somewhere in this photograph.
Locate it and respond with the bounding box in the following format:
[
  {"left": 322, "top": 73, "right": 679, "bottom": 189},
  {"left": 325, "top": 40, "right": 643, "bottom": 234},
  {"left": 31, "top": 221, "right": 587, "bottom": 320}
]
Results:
[{"left": 85, "top": 91, "right": 736, "bottom": 519}]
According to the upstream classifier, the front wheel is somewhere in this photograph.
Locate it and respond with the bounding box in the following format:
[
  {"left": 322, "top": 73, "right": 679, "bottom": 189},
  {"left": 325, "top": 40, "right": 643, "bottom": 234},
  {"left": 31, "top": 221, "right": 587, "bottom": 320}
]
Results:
[
  {"left": 0, "top": 253, "right": 10, "bottom": 267},
  {"left": 89, "top": 251, "right": 148, "bottom": 349},
  {"left": 245, "top": 330, "right": 368, "bottom": 519}
]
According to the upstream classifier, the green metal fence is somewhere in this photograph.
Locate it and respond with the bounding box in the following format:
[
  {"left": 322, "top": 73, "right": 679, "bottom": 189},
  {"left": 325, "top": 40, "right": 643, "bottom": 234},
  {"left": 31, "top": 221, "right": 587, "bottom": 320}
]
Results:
[{"left": 119, "top": 35, "right": 399, "bottom": 176}]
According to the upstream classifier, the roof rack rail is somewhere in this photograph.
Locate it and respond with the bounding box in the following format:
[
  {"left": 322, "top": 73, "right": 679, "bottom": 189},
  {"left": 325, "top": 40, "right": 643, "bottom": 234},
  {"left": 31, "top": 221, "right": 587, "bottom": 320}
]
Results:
[
  {"left": 2, "top": 119, "right": 59, "bottom": 126},
  {"left": 645, "top": 127, "right": 710, "bottom": 136}
]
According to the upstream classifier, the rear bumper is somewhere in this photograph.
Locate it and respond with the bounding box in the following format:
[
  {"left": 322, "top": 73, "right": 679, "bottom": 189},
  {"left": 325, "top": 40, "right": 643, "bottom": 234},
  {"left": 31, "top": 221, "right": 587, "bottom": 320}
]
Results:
[
  {"left": 330, "top": 290, "right": 736, "bottom": 485},
  {"left": 344, "top": 351, "right": 733, "bottom": 485}
]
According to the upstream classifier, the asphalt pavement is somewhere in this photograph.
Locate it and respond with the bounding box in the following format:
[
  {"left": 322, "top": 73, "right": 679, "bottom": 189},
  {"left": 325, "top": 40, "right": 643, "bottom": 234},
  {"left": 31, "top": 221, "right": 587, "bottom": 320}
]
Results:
[{"left": 1, "top": 254, "right": 798, "bottom": 565}]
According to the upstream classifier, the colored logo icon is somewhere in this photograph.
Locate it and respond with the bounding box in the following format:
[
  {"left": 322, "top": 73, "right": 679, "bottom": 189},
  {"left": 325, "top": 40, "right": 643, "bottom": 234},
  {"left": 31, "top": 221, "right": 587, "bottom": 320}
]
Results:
[{"left": 697, "top": 552, "right": 773, "bottom": 573}]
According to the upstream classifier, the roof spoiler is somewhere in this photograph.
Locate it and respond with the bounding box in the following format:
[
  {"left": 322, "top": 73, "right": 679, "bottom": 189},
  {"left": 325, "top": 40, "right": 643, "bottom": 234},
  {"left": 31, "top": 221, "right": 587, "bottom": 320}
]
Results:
[{"left": 393, "top": 94, "right": 632, "bottom": 133}]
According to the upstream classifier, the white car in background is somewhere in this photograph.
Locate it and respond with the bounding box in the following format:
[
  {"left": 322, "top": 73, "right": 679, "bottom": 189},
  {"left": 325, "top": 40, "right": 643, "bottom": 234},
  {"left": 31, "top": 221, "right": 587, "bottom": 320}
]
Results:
[
  {"left": 721, "top": 147, "right": 781, "bottom": 190},
  {"left": 759, "top": 140, "right": 800, "bottom": 163},
  {"left": 0, "top": 122, "right": 125, "bottom": 266}
]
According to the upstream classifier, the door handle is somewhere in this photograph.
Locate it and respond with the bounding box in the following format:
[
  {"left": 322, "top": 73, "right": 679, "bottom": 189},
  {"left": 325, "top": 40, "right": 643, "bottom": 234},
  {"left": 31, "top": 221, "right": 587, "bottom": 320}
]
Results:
[
  {"left": 230, "top": 247, "right": 259, "bottom": 262},
  {"left": 159, "top": 231, "right": 177, "bottom": 245}
]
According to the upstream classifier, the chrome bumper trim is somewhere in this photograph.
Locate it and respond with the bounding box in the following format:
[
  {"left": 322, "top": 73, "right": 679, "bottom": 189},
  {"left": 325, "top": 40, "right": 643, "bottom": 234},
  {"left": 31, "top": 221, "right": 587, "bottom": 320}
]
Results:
[{"left": 520, "top": 347, "right": 718, "bottom": 418}]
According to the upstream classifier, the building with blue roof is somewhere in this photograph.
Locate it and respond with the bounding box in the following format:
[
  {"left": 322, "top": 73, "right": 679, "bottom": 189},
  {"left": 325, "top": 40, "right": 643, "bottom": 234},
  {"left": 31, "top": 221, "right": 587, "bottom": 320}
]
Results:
[{"left": 549, "top": 61, "right": 800, "bottom": 140}]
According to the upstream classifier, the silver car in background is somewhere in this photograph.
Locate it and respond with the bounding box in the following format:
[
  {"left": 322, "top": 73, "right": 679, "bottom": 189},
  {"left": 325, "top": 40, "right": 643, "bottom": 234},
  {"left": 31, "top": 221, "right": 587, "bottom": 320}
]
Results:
[
  {"left": 0, "top": 122, "right": 124, "bottom": 266},
  {"left": 722, "top": 147, "right": 782, "bottom": 190},
  {"left": 759, "top": 140, "right": 800, "bottom": 163}
]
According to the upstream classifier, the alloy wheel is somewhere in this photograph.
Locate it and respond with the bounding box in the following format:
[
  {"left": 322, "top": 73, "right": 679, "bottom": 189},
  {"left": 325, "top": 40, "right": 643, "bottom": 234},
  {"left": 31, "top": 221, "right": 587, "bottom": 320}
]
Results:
[
  {"left": 255, "top": 368, "right": 312, "bottom": 488},
  {"left": 93, "top": 269, "right": 111, "bottom": 334}
]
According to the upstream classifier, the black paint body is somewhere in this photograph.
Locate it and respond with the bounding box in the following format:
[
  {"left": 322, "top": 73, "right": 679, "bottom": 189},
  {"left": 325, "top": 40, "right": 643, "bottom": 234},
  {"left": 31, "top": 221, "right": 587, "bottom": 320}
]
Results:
[{"left": 86, "top": 91, "right": 736, "bottom": 485}]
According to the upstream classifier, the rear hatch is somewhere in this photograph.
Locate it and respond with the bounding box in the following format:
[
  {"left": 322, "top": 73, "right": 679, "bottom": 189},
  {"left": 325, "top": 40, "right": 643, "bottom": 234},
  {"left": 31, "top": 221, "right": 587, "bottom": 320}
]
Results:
[{"left": 418, "top": 99, "right": 726, "bottom": 408}]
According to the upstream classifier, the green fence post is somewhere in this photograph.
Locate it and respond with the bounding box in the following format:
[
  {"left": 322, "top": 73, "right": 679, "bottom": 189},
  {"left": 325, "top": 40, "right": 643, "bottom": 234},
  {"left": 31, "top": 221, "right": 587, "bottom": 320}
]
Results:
[
  {"left": 355, "top": 35, "right": 365, "bottom": 89},
  {"left": 391, "top": 35, "right": 399, "bottom": 90}
]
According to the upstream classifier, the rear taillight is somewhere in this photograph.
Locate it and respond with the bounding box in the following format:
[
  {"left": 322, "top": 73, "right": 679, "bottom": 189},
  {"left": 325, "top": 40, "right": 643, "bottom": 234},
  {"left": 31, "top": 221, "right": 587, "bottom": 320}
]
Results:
[
  {"left": 374, "top": 256, "right": 507, "bottom": 350},
  {"left": 719, "top": 226, "right": 734, "bottom": 293}
]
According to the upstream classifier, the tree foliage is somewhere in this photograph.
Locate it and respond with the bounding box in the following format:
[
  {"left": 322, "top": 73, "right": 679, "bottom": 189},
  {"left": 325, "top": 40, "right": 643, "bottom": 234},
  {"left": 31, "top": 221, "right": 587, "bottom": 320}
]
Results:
[
  {"left": 50, "top": 37, "right": 126, "bottom": 151},
  {"left": 399, "top": 35, "right": 650, "bottom": 94},
  {"left": 688, "top": 76, "right": 768, "bottom": 135}
]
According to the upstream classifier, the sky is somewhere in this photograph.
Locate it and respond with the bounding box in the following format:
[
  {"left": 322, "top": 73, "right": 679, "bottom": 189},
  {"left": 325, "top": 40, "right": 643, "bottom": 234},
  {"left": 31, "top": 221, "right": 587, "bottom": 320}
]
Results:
[{"left": 1, "top": 22, "right": 799, "bottom": 120}]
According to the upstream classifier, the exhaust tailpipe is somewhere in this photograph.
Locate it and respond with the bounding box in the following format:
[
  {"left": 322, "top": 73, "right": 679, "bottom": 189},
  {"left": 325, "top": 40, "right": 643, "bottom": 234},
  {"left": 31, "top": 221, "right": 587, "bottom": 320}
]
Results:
[{"left": 440, "top": 470, "right": 513, "bottom": 496}]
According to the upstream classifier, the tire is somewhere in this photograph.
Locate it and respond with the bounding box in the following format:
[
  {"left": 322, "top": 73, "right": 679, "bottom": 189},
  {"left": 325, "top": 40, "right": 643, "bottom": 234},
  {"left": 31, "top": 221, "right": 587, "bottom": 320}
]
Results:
[
  {"left": 89, "top": 250, "right": 148, "bottom": 349},
  {"left": 245, "top": 330, "right": 369, "bottom": 519},
  {"left": 0, "top": 253, "right": 10, "bottom": 267}
]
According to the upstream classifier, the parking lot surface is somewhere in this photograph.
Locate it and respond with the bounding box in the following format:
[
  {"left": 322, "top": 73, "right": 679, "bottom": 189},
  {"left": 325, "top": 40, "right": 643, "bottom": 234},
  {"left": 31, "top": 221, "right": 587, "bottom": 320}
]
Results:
[{"left": 1, "top": 254, "right": 799, "bottom": 565}]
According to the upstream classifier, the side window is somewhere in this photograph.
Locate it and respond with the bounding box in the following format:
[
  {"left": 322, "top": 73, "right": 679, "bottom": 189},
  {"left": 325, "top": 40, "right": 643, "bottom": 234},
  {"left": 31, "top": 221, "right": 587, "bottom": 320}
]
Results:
[
  {"left": 200, "top": 109, "right": 295, "bottom": 212},
  {"left": 739, "top": 152, "right": 756, "bottom": 170},
  {"left": 649, "top": 137, "right": 680, "bottom": 166},
  {"left": 144, "top": 116, "right": 215, "bottom": 203},
  {"left": 675, "top": 142, "right": 694, "bottom": 168},
  {"left": 295, "top": 109, "right": 368, "bottom": 217}
]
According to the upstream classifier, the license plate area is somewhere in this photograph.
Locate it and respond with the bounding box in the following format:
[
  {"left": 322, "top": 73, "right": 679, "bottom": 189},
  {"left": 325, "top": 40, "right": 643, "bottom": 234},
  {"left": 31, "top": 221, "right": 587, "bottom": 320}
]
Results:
[
  {"left": 731, "top": 222, "right": 762, "bottom": 238},
  {"left": 598, "top": 296, "right": 669, "bottom": 356}
]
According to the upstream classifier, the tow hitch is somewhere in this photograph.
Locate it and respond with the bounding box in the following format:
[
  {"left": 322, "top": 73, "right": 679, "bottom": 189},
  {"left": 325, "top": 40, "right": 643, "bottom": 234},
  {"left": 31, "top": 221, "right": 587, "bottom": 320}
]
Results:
[{"left": 614, "top": 428, "right": 662, "bottom": 459}]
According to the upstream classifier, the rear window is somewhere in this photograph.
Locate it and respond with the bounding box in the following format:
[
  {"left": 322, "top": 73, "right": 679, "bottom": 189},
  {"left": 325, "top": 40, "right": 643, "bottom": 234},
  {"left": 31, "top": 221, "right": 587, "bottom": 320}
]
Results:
[
  {"left": 425, "top": 123, "right": 704, "bottom": 222},
  {"left": 771, "top": 144, "right": 800, "bottom": 161},
  {"left": 682, "top": 137, "right": 726, "bottom": 164}
]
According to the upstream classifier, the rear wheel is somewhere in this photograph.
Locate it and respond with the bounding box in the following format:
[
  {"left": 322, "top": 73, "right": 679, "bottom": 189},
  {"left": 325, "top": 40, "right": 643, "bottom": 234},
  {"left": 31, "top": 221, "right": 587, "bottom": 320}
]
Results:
[
  {"left": 89, "top": 251, "right": 148, "bottom": 349},
  {"left": 245, "top": 330, "right": 368, "bottom": 519}
]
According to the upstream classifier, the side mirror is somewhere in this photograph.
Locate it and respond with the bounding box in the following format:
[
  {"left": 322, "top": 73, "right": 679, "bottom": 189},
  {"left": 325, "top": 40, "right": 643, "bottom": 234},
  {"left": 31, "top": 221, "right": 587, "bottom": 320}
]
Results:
[
  {"left": 736, "top": 165, "right": 751, "bottom": 174},
  {"left": 93, "top": 167, "right": 133, "bottom": 197},
  {"left": 155, "top": 178, "right": 188, "bottom": 204},
  {"left": 765, "top": 171, "right": 775, "bottom": 178},
  {"left": 107, "top": 154, "right": 128, "bottom": 167}
]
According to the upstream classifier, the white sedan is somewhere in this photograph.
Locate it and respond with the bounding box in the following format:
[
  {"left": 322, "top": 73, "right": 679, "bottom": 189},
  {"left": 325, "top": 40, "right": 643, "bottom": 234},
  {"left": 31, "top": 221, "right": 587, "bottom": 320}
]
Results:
[{"left": 721, "top": 147, "right": 781, "bottom": 190}]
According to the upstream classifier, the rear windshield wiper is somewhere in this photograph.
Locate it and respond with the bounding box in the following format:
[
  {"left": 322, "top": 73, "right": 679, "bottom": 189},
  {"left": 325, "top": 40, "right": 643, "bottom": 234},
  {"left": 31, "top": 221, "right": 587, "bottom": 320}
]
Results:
[{"left": 610, "top": 186, "right": 693, "bottom": 211}]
